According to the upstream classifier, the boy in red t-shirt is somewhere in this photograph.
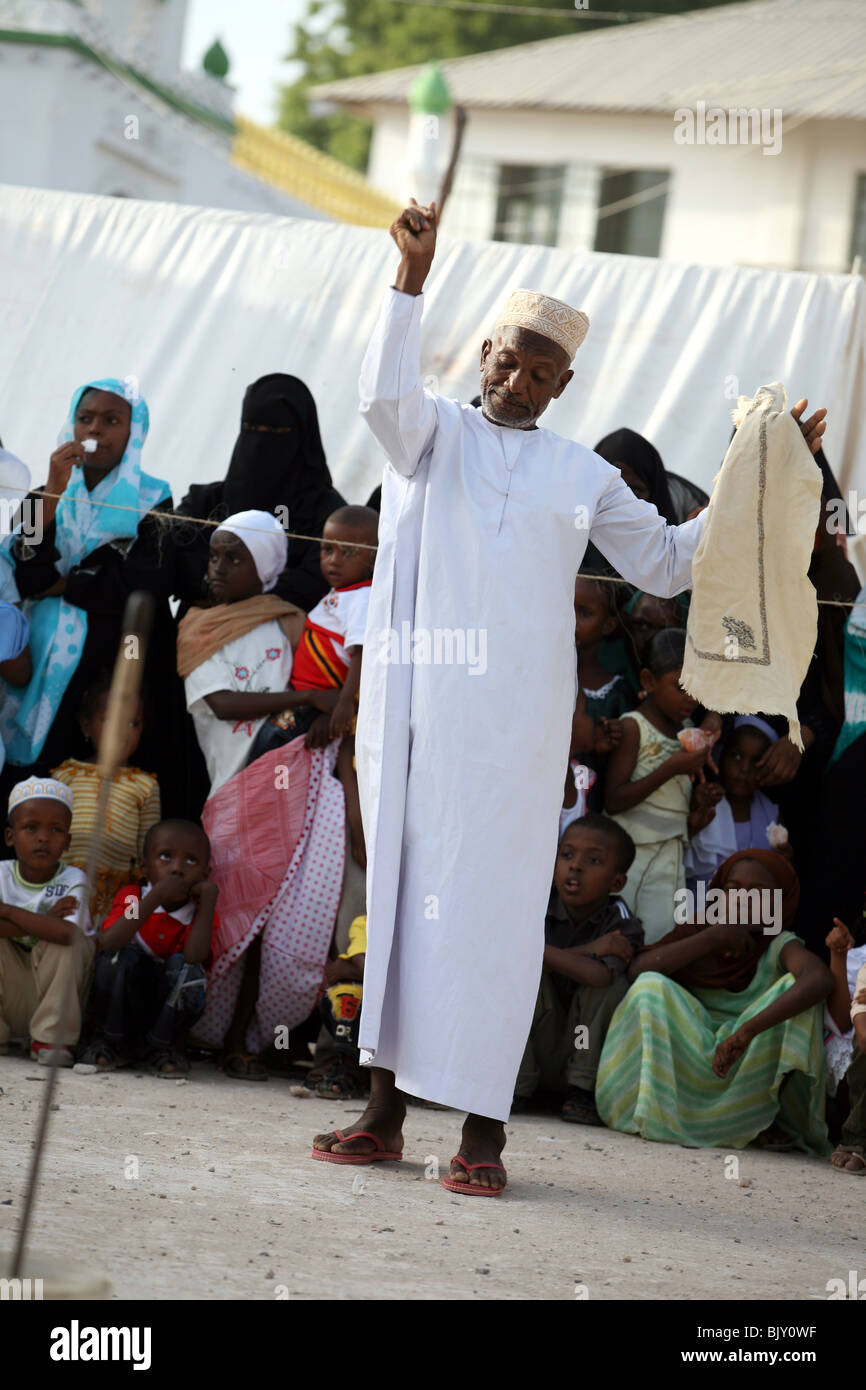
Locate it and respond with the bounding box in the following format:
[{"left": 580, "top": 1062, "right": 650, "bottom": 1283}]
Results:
[
  {"left": 81, "top": 820, "right": 218, "bottom": 1077},
  {"left": 283, "top": 505, "right": 377, "bottom": 750}
]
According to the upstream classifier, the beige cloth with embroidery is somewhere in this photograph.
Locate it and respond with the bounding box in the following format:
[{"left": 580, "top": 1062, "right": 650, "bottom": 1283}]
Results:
[{"left": 681, "top": 383, "right": 822, "bottom": 750}]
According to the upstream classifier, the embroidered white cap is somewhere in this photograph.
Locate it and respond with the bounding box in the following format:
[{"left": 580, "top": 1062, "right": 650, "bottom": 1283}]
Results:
[
  {"left": 495, "top": 289, "right": 590, "bottom": 362},
  {"left": 8, "top": 777, "right": 74, "bottom": 817}
]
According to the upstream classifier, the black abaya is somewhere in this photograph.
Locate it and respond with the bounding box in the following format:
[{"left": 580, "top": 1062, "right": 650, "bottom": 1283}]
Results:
[{"left": 174, "top": 375, "right": 345, "bottom": 611}]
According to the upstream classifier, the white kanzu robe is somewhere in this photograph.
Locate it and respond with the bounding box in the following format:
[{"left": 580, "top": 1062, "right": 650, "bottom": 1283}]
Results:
[{"left": 355, "top": 288, "right": 707, "bottom": 1121}]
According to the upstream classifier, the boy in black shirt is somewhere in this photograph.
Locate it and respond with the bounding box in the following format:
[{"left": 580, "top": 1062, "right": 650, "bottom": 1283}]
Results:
[{"left": 514, "top": 814, "right": 643, "bottom": 1125}]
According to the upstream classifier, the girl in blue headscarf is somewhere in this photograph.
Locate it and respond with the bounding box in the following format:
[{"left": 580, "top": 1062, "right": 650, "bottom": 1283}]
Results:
[{"left": 2, "top": 380, "right": 204, "bottom": 815}]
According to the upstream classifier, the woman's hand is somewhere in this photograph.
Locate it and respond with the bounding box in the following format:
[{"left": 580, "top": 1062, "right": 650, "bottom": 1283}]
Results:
[
  {"left": 47, "top": 441, "right": 85, "bottom": 495},
  {"left": 755, "top": 736, "right": 802, "bottom": 787},
  {"left": 713, "top": 1023, "right": 754, "bottom": 1078}
]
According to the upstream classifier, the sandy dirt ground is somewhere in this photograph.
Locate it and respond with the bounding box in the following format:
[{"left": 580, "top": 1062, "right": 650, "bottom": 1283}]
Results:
[{"left": 0, "top": 1054, "right": 860, "bottom": 1302}]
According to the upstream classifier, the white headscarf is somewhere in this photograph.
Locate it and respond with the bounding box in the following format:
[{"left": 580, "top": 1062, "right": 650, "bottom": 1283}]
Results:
[
  {"left": 733, "top": 714, "right": 779, "bottom": 744},
  {"left": 215, "top": 510, "right": 288, "bottom": 593}
]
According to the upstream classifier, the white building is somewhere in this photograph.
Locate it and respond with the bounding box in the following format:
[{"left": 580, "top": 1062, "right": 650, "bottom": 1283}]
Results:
[
  {"left": 0, "top": 0, "right": 321, "bottom": 217},
  {"left": 311, "top": 0, "right": 866, "bottom": 272}
]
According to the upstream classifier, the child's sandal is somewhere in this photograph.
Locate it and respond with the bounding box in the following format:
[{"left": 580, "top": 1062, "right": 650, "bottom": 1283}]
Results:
[
  {"left": 315, "top": 1059, "right": 364, "bottom": 1099},
  {"left": 78, "top": 1039, "right": 119, "bottom": 1072},
  {"left": 148, "top": 1048, "right": 190, "bottom": 1079}
]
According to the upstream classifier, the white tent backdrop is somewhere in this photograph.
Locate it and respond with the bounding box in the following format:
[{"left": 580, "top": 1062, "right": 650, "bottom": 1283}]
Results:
[{"left": 0, "top": 183, "right": 864, "bottom": 567}]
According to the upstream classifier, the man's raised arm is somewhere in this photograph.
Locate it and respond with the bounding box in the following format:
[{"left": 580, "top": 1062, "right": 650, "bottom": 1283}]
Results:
[{"left": 359, "top": 199, "right": 441, "bottom": 480}]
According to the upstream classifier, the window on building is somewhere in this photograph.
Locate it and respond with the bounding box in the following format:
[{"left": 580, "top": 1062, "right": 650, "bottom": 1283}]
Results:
[
  {"left": 493, "top": 165, "right": 566, "bottom": 247},
  {"left": 849, "top": 173, "right": 866, "bottom": 272},
  {"left": 594, "top": 169, "right": 669, "bottom": 258}
]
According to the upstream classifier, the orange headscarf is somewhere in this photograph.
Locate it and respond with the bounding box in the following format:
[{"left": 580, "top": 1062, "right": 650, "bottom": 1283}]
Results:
[
  {"left": 177, "top": 596, "right": 305, "bottom": 679},
  {"left": 645, "top": 849, "right": 800, "bottom": 993}
]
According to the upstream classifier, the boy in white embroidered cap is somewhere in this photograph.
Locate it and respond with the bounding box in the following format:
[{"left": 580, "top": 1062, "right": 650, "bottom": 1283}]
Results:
[{"left": 0, "top": 777, "right": 94, "bottom": 1065}]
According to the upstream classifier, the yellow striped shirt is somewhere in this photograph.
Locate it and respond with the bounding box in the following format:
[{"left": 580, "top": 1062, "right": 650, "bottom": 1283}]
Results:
[{"left": 51, "top": 759, "right": 161, "bottom": 920}]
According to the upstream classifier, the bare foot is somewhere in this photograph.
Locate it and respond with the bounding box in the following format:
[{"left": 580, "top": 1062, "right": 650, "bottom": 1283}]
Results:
[
  {"left": 312, "top": 1102, "right": 405, "bottom": 1157},
  {"left": 312, "top": 1066, "right": 405, "bottom": 1157},
  {"left": 447, "top": 1113, "right": 507, "bottom": 1192},
  {"left": 830, "top": 1145, "right": 866, "bottom": 1174}
]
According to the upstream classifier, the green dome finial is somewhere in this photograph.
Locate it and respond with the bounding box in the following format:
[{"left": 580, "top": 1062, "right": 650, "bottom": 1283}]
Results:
[
  {"left": 408, "top": 62, "right": 451, "bottom": 115},
  {"left": 203, "top": 38, "right": 230, "bottom": 81}
]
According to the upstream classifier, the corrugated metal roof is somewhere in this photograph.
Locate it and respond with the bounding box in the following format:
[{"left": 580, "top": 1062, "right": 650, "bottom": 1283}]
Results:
[{"left": 310, "top": 0, "right": 866, "bottom": 122}]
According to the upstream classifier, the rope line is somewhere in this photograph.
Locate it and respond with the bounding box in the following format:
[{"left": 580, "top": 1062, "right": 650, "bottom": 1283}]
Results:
[
  {"left": 19, "top": 489, "right": 380, "bottom": 552},
  {"left": 10, "top": 489, "right": 864, "bottom": 607}
]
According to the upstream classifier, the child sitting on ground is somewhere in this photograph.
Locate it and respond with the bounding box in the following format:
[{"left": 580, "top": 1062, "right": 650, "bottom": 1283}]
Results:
[
  {"left": 685, "top": 716, "right": 787, "bottom": 896},
  {"left": 315, "top": 912, "right": 367, "bottom": 1099},
  {"left": 514, "top": 815, "right": 644, "bottom": 1126},
  {"left": 605, "top": 628, "right": 720, "bottom": 943},
  {"left": 83, "top": 819, "right": 218, "bottom": 1077},
  {"left": 570, "top": 573, "right": 631, "bottom": 812},
  {"left": 52, "top": 674, "right": 161, "bottom": 921},
  {"left": 0, "top": 777, "right": 93, "bottom": 1066},
  {"left": 829, "top": 911, "right": 866, "bottom": 1175}
]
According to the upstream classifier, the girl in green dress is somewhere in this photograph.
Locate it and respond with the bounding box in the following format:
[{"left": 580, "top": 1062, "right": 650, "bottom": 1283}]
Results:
[{"left": 596, "top": 850, "right": 833, "bottom": 1155}]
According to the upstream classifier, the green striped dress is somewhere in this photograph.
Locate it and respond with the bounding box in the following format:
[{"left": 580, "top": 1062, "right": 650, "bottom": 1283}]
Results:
[{"left": 595, "top": 931, "right": 830, "bottom": 1155}]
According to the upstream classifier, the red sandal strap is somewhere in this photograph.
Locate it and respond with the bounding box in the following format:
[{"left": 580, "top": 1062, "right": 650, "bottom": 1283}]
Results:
[
  {"left": 449, "top": 1155, "right": 506, "bottom": 1175},
  {"left": 334, "top": 1129, "right": 385, "bottom": 1151}
]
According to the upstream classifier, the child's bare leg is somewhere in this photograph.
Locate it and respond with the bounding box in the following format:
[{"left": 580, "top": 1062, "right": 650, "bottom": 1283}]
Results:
[
  {"left": 221, "top": 935, "right": 267, "bottom": 1079},
  {"left": 313, "top": 1065, "right": 405, "bottom": 1156}
]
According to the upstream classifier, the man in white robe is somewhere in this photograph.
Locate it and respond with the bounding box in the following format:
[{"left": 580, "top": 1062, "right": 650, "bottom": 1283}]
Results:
[{"left": 312, "top": 199, "right": 827, "bottom": 1194}]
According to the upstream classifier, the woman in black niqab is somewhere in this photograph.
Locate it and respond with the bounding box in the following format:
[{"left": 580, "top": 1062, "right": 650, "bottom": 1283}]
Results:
[
  {"left": 593, "top": 427, "right": 676, "bottom": 522},
  {"left": 174, "top": 374, "right": 345, "bottom": 611}
]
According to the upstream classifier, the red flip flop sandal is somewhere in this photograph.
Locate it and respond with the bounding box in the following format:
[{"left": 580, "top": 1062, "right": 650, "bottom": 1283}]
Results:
[
  {"left": 441, "top": 1154, "right": 507, "bottom": 1197},
  {"left": 311, "top": 1128, "right": 403, "bottom": 1165}
]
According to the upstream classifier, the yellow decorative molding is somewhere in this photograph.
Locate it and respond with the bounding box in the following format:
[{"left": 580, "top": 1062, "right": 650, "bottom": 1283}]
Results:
[{"left": 232, "top": 115, "right": 400, "bottom": 227}]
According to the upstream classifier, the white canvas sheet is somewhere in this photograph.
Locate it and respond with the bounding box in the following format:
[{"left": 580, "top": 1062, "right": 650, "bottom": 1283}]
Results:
[{"left": 0, "top": 183, "right": 863, "bottom": 571}]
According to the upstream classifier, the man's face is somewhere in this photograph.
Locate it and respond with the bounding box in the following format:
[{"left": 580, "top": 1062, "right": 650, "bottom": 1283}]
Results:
[{"left": 479, "top": 327, "right": 573, "bottom": 430}]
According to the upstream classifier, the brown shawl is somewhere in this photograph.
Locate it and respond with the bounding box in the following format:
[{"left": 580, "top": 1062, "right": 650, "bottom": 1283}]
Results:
[{"left": 177, "top": 596, "right": 305, "bottom": 679}]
